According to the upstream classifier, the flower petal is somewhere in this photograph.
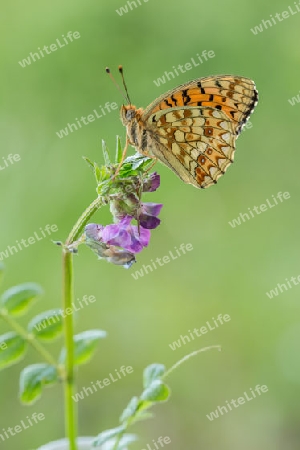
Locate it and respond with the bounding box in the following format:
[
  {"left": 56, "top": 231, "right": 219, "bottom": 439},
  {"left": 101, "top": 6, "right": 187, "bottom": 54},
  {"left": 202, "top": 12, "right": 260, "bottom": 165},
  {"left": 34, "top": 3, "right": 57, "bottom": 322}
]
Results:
[
  {"left": 143, "top": 172, "right": 160, "bottom": 192},
  {"left": 142, "top": 202, "right": 163, "bottom": 217},
  {"left": 102, "top": 226, "right": 131, "bottom": 248},
  {"left": 139, "top": 215, "right": 161, "bottom": 230},
  {"left": 131, "top": 225, "right": 151, "bottom": 248},
  {"left": 102, "top": 245, "right": 136, "bottom": 268},
  {"left": 85, "top": 223, "right": 104, "bottom": 241}
]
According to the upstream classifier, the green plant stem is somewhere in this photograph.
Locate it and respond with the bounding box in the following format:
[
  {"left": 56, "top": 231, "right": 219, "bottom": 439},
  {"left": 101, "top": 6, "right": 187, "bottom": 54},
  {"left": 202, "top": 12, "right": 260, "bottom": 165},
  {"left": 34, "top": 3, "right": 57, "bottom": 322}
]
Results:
[
  {"left": 163, "top": 345, "right": 221, "bottom": 380},
  {"left": 112, "top": 345, "right": 221, "bottom": 450},
  {"left": 66, "top": 196, "right": 104, "bottom": 245},
  {"left": 0, "top": 312, "right": 59, "bottom": 369},
  {"left": 113, "top": 436, "right": 121, "bottom": 450},
  {"left": 63, "top": 195, "right": 104, "bottom": 450},
  {"left": 63, "top": 249, "right": 77, "bottom": 450}
]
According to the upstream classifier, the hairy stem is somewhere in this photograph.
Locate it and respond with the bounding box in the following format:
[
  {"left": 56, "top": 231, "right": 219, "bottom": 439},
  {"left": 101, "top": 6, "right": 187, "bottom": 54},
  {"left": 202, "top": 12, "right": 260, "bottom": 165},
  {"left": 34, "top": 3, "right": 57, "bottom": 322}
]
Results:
[
  {"left": 63, "top": 195, "right": 104, "bottom": 449},
  {"left": 63, "top": 249, "right": 77, "bottom": 450},
  {"left": 163, "top": 345, "right": 221, "bottom": 380},
  {"left": 66, "top": 196, "right": 104, "bottom": 245}
]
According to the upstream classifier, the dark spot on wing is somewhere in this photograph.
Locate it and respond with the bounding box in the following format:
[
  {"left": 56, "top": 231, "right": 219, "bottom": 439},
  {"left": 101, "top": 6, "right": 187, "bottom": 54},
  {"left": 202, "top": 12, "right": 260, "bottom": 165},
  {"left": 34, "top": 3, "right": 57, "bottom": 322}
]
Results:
[{"left": 171, "top": 94, "right": 177, "bottom": 106}]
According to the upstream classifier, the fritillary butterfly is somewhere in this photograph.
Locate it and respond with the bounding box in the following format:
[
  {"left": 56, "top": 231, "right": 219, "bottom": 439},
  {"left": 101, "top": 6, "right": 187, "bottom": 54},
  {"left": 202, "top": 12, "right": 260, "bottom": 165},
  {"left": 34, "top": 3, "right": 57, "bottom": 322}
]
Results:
[{"left": 109, "top": 68, "right": 258, "bottom": 189}]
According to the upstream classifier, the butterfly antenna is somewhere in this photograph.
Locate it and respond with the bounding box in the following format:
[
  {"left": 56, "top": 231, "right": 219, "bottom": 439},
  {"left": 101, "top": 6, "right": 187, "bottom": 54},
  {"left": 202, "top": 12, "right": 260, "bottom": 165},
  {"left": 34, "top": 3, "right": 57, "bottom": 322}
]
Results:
[
  {"left": 118, "top": 65, "right": 132, "bottom": 106},
  {"left": 106, "top": 67, "right": 128, "bottom": 104}
]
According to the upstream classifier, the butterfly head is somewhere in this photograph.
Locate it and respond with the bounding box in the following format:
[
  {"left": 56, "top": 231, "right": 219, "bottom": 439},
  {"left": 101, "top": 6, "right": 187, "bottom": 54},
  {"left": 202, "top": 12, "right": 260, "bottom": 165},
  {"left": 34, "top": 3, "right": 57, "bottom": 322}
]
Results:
[{"left": 120, "top": 104, "right": 138, "bottom": 125}]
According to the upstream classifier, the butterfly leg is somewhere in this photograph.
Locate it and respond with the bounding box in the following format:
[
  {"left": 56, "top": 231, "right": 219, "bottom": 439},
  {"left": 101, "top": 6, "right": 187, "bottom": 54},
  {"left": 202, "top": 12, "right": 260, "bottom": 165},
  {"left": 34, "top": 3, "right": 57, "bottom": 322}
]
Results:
[{"left": 144, "top": 157, "right": 157, "bottom": 173}]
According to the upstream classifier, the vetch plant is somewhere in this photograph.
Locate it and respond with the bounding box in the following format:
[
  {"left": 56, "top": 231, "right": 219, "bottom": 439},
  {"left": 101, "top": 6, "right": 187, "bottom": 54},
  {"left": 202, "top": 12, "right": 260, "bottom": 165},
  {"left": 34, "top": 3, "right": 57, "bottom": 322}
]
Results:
[{"left": 0, "top": 139, "right": 220, "bottom": 450}]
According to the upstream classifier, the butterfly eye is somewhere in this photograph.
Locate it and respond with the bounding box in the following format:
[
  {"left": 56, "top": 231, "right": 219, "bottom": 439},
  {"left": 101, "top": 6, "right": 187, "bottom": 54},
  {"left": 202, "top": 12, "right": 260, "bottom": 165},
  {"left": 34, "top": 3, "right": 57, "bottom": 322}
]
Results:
[{"left": 126, "top": 109, "right": 136, "bottom": 120}]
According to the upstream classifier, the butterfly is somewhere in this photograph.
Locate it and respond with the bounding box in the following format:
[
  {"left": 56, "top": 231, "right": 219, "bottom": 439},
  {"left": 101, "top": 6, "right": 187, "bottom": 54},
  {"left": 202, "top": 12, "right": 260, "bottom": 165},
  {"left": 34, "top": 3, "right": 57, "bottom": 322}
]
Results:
[{"left": 108, "top": 68, "right": 258, "bottom": 189}]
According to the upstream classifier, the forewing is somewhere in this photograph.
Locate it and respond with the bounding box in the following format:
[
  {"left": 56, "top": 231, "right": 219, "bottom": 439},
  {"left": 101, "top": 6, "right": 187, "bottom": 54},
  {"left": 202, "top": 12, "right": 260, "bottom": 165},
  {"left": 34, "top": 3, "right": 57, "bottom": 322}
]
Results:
[
  {"left": 143, "top": 75, "right": 258, "bottom": 136},
  {"left": 145, "top": 106, "right": 237, "bottom": 189}
]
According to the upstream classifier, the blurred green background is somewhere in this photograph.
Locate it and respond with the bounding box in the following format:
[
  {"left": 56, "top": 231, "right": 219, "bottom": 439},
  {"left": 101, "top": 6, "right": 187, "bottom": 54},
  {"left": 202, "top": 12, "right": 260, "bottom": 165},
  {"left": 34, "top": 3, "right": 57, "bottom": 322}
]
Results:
[{"left": 1, "top": 0, "right": 300, "bottom": 448}]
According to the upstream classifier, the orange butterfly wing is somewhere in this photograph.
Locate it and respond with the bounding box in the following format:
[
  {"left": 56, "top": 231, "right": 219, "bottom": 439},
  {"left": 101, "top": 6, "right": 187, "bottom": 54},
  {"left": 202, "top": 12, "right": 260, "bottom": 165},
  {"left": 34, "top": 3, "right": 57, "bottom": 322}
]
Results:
[
  {"left": 144, "top": 75, "right": 258, "bottom": 136},
  {"left": 141, "top": 75, "right": 258, "bottom": 188}
]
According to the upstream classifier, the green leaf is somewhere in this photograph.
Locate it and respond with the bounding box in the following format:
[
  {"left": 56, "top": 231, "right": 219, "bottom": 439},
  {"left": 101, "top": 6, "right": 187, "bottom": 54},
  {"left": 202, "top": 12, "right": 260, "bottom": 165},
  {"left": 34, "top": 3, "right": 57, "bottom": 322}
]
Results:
[
  {"left": 140, "top": 379, "right": 171, "bottom": 403},
  {"left": 0, "top": 262, "right": 4, "bottom": 285},
  {"left": 102, "top": 139, "right": 111, "bottom": 166},
  {"left": 82, "top": 156, "right": 95, "bottom": 170},
  {"left": 118, "top": 165, "right": 138, "bottom": 178},
  {"left": 93, "top": 432, "right": 136, "bottom": 449},
  {"left": 133, "top": 410, "right": 154, "bottom": 424},
  {"left": 140, "top": 160, "right": 155, "bottom": 174},
  {"left": 97, "top": 179, "right": 111, "bottom": 196},
  {"left": 0, "top": 332, "right": 27, "bottom": 370},
  {"left": 19, "top": 363, "right": 58, "bottom": 404},
  {"left": 124, "top": 154, "right": 152, "bottom": 171},
  {"left": 118, "top": 154, "right": 153, "bottom": 179},
  {"left": 132, "top": 157, "right": 150, "bottom": 171},
  {"left": 143, "top": 363, "right": 166, "bottom": 389},
  {"left": 0, "top": 283, "right": 43, "bottom": 316},
  {"left": 121, "top": 396, "right": 154, "bottom": 426},
  {"left": 94, "top": 163, "right": 102, "bottom": 184},
  {"left": 116, "top": 434, "right": 138, "bottom": 449},
  {"left": 115, "top": 136, "right": 123, "bottom": 163},
  {"left": 59, "top": 329, "right": 107, "bottom": 365},
  {"left": 28, "top": 309, "right": 63, "bottom": 341},
  {"left": 92, "top": 425, "right": 125, "bottom": 447},
  {"left": 119, "top": 396, "right": 139, "bottom": 423},
  {"left": 95, "top": 164, "right": 111, "bottom": 185}
]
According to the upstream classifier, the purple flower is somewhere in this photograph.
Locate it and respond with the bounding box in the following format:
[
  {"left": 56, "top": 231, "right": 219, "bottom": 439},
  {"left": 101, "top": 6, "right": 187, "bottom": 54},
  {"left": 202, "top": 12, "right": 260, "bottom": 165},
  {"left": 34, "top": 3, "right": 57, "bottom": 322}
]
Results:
[
  {"left": 84, "top": 223, "right": 136, "bottom": 268},
  {"left": 83, "top": 169, "right": 163, "bottom": 268},
  {"left": 102, "top": 216, "right": 150, "bottom": 253},
  {"left": 143, "top": 172, "right": 160, "bottom": 192},
  {"left": 138, "top": 202, "right": 163, "bottom": 229}
]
